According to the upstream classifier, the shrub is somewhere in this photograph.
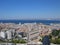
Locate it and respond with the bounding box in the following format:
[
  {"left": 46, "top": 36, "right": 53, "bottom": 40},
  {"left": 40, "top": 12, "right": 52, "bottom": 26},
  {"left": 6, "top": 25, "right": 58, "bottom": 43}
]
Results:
[
  {"left": 11, "top": 39, "right": 26, "bottom": 43},
  {"left": 50, "top": 38, "right": 60, "bottom": 44}
]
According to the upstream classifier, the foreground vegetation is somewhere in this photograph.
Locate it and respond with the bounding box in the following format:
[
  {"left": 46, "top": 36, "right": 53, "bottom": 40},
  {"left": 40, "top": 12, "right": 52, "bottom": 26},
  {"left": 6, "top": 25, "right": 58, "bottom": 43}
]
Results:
[
  {"left": 40, "top": 29, "right": 60, "bottom": 44},
  {"left": 50, "top": 38, "right": 60, "bottom": 44},
  {"left": 49, "top": 30, "right": 60, "bottom": 44},
  {"left": 11, "top": 39, "right": 27, "bottom": 43},
  {"left": 0, "top": 39, "right": 27, "bottom": 43}
]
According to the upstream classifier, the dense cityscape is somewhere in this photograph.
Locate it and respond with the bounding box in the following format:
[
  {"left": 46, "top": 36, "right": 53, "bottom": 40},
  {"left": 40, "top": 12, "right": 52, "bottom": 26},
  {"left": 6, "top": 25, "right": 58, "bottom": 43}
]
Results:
[{"left": 0, "top": 22, "right": 60, "bottom": 45}]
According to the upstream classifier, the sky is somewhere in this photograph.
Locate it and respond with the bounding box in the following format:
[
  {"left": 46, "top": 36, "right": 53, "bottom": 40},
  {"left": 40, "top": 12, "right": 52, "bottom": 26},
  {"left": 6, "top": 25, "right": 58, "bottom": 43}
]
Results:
[{"left": 0, "top": 0, "right": 60, "bottom": 20}]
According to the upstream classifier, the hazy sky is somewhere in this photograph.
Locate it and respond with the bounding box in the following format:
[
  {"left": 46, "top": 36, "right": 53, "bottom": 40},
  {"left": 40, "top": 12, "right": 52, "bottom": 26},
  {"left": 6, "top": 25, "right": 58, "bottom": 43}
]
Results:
[{"left": 0, "top": 0, "right": 60, "bottom": 20}]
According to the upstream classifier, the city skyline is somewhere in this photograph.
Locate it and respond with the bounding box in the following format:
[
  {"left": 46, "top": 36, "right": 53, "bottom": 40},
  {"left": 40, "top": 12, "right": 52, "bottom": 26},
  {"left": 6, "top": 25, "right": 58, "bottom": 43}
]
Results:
[{"left": 0, "top": 0, "right": 60, "bottom": 20}]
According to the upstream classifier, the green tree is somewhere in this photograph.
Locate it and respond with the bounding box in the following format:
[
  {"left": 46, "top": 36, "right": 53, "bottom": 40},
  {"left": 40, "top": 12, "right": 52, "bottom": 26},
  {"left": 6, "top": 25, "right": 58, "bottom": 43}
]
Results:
[{"left": 52, "top": 30, "right": 59, "bottom": 36}]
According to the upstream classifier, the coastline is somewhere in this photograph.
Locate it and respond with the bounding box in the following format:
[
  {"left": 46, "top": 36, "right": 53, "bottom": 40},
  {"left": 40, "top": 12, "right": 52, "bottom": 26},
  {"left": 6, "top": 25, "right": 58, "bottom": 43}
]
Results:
[{"left": 0, "top": 20, "right": 60, "bottom": 25}]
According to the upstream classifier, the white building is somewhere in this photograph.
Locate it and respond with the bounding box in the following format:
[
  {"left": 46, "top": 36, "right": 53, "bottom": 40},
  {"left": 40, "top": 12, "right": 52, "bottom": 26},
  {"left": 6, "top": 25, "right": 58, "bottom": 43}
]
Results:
[
  {"left": 6, "top": 30, "right": 12, "bottom": 39},
  {"left": 0, "top": 31, "right": 6, "bottom": 39},
  {"left": 6, "top": 29, "right": 15, "bottom": 39}
]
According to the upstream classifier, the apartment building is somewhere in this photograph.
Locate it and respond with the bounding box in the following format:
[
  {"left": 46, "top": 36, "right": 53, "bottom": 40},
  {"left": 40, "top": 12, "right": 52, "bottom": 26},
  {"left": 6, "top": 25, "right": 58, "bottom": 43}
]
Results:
[{"left": 24, "top": 23, "right": 40, "bottom": 42}]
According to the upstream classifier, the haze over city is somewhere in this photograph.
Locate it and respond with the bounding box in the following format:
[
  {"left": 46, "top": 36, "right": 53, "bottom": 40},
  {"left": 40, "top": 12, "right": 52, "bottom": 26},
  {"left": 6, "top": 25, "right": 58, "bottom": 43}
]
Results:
[{"left": 0, "top": 0, "right": 60, "bottom": 20}]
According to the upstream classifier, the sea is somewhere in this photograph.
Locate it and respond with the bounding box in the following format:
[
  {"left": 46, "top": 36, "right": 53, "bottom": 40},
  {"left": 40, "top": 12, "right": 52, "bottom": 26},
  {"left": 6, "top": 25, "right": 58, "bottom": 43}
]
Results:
[{"left": 0, "top": 20, "right": 60, "bottom": 25}]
